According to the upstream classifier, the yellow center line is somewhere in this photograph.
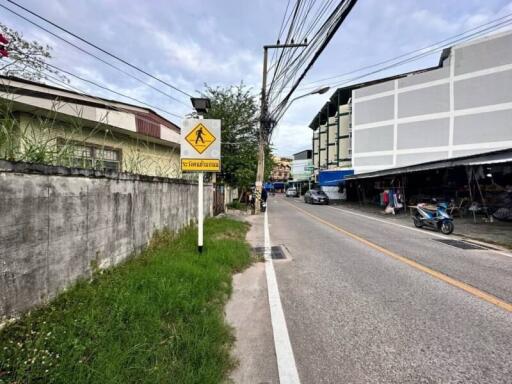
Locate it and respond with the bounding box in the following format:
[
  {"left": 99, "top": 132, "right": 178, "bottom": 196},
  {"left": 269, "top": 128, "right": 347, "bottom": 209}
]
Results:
[{"left": 285, "top": 200, "right": 512, "bottom": 313}]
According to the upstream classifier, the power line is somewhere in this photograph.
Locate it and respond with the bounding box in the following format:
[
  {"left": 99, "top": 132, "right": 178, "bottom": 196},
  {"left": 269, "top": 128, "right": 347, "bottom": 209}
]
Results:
[
  {"left": 267, "top": 1, "right": 347, "bottom": 102},
  {"left": 267, "top": 2, "right": 336, "bottom": 106},
  {"left": 271, "top": 8, "right": 512, "bottom": 125},
  {"left": 268, "top": 0, "right": 303, "bottom": 92},
  {"left": 269, "top": 0, "right": 292, "bottom": 67},
  {"left": 1, "top": 57, "right": 184, "bottom": 127},
  {"left": 266, "top": 0, "right": 346, "bottom": 116},
  {"left": 270, "top": 0, "right": 358, "bottom": 123},
  {"left": 277, "top": 0, "right": 293, "bottom": 41},
  {"left": 294, "top": 11, "right": 512, "bottom": 92},
  {"left": 6, "top": 0, "right": 194, "bottom": 98},
  {"left": 0, "top": 3, "right": 192, "bottom": 109},
  {"left": 43, "top": 61, "right": 183, "bottom": 118},
  {"left": 327, "top": 17, "right": 512, "bottom": 90},
  {"left": 0, "top": 50, "right": 184, "bottom": 119}
]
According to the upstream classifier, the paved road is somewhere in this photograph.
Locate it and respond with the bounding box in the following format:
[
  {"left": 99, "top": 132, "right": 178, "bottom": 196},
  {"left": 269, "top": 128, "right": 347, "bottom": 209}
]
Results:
[{"left": 267, "top": 195, "right": 512, "bottom": 384}]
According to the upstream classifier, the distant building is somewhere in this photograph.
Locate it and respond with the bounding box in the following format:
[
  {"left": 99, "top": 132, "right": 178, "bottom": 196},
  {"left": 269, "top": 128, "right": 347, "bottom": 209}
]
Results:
[
  {"left": 290, "top": 149, "right": 313, "bottom": 181},
  {"left": 310, "top": 100, "right": 352, "bottom": 170},
  {"left": 0, "top": 75, "right": 181, "bottom": 177},
  {"left": 309, "top": 29, "right": 512, "bottom": 175},
  {"left": 270, "top": 156, "right": 292, "bottom": 182}
]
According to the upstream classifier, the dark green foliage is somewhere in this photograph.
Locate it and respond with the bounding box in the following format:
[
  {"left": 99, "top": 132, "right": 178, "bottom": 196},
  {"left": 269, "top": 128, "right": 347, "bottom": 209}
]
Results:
[
  {"left": 201, "top": 83, "right": 274, "bottom": 189},
  {"left": 226, "top": 201, "right": 248, "bottom": 211}
]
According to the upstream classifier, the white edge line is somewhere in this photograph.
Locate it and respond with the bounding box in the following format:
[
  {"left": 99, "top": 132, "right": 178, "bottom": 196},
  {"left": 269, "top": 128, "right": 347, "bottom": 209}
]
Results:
[
  {"left": 324, "top": 204, "right": 512, "bottom": 259},
  {"left": 264, "top": 208, "right": 301, "bottom": 384}
]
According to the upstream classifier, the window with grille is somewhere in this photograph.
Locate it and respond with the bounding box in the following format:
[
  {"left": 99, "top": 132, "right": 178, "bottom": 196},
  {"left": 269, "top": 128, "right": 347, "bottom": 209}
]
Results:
[
  {"left": 60, "top": 139, "right": 122, "bottom": 171},
  {"left": 71, "top": 145, "right": 94, "bottom": 169},
  {"left": 95, "top": 147, "right": 121, "bottom": 171}
]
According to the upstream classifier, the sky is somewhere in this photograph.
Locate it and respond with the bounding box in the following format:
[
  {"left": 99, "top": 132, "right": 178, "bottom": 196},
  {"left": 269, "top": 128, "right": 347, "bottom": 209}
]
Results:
[{"left": 2, "top": 0, "right": 512, "bottom": 156}]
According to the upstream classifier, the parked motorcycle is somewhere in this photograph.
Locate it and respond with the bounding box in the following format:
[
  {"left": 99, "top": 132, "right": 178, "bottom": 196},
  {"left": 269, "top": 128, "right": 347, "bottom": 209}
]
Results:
[
  {"left": 412, "top": 203, "right": 454, "bottom": 235},
  {"left": 248, "top": 192, "right": 267, "bottom": 213}
]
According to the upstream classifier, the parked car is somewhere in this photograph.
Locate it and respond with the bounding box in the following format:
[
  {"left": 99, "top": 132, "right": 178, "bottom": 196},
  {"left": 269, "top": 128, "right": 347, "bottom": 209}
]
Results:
[
  {"left": 285, "top": 187, "right": 299, "bottom": 197},
  {"left": 304, "top": 189, "right": 329, "bottom": 205}
]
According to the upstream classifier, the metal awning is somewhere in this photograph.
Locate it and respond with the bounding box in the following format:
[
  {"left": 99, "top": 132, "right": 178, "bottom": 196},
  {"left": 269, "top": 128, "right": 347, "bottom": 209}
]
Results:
[
  {"left": 346, "top": 148, "right": 512, "bottom": 180},
  {"left": 322, "top": 179, "right": 344, "bottom": 186}
]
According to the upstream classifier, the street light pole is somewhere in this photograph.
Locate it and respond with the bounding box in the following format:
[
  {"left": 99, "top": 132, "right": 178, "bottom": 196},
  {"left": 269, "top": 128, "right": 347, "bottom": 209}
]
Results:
[
  {"left": 255, "top": 42, "right": 308, "bottom": 213},
  {"left": 190, "top": 97, "right": 211, "bottom": 253}
]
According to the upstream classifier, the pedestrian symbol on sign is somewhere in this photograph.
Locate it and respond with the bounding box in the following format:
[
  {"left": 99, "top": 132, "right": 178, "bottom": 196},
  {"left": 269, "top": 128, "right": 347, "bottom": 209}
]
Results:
[
  {"left": 185, "top": 123, "right": 216, "bottom": 154},
  {"left": 195, "top": 126, "right": 205, "bottom": 144}
]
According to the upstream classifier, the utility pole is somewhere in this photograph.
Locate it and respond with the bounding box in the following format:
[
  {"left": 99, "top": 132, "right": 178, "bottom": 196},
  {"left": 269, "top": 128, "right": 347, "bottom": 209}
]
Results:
[{"left": 255, "top": 42, "right": 307, "bottom": 213}]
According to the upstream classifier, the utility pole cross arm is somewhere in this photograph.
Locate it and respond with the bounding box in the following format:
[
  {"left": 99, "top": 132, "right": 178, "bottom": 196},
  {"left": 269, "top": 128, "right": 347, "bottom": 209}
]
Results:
[{"left": 255, "top": 42, "right": 309, "bottom": 213}]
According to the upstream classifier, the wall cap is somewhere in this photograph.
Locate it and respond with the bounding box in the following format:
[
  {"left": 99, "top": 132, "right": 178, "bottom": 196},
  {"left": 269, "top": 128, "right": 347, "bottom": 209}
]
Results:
[{"left": 0, "top": 159, "right": 206, "bottom": 185}]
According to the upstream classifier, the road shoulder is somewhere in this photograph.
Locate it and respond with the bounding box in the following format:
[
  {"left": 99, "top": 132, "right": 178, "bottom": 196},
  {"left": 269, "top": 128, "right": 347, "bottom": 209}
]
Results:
[{"left": 225, "top": 214, "right": 279, "bottom": 384}]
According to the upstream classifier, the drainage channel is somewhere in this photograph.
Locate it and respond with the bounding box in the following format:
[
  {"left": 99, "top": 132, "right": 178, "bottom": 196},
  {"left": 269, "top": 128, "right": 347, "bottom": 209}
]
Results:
[
  {"left": 434, "top": 239, "right": 490, "bottom": 250},
  {"left": 252, "top": 245, "right": 287, "bottom": 260}
]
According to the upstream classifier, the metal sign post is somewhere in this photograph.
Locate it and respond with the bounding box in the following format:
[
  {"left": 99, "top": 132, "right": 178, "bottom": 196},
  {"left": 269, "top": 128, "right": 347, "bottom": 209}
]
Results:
[
  {"left": 198, "top": 171, "right": 204, "bottom": 252},
  {"left": 181, "top": 118, "right": 221, "bottom": 253}
]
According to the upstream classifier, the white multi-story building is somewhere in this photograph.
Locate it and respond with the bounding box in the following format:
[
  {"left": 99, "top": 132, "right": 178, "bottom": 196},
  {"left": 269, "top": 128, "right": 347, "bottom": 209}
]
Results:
[
  {"left": 310, "top": 30, "right": 512, "bottom": 176},
  {"left": 351, "top": 30, "right": 512, "bottom": 174}
]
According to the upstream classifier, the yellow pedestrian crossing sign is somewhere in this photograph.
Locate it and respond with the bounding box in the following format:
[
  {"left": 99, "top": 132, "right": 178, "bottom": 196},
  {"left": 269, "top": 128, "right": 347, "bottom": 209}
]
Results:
[
  {"left": 185, "top": 123, "right": 216, "bottom": 154},
  {"left": 181, "top": 118, "right": 221, "bottom": 173}
]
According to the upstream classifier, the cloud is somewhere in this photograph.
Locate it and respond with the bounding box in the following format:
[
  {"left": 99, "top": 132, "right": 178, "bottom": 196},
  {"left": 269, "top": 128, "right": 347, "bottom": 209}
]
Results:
[
  {"left": 107, "top": 15, "right": 262, "bottom": 92},
  {"left": 411, "top": 9, "right": 458, "bottom": 34},
  {"left": 68, "top": 66, "right": 190, "bottom": 118},
  {"left": 3, "top": 0, "right": 512, "bottom": 157},
  {"left": 152, "top": 30, "right": 259, "bottom": 81},
  {"left": 271, "top": 122, "right": 312, "bottom": 157}
]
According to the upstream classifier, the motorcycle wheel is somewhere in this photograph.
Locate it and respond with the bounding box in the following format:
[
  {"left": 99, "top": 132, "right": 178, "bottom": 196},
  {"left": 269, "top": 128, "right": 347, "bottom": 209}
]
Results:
[
  {"left": 413, "top": 217, "right": 423, "bottom": 228},
  {"left": 440, "top": 221, "right": 454, "bottom": 235}
]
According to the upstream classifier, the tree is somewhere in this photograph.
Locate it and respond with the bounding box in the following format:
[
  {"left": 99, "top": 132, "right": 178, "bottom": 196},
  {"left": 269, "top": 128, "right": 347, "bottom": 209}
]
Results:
[
  {"left": 0, "top": 23, "right": 69, "bottom": 163},
  {"left": 0, "top": 22, "right": 67, "bottom": 83},
  {"left": 201, "top": 83, "right": 274, "bottom": 192}
]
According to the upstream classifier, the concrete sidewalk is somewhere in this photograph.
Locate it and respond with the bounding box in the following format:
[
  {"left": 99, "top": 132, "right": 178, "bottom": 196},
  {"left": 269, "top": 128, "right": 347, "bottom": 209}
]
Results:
[
  {"left": 225, "top": 213, "right": 279, "bottom": 384},
  {"left": 329, "top": 201, "right": 512, "bottom": 249}
]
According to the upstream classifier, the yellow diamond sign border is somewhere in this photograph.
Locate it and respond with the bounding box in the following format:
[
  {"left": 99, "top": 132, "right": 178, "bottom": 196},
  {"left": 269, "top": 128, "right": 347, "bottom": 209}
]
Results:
[{"left": 185, "top": 123, "right": 216, "bottom": 155}]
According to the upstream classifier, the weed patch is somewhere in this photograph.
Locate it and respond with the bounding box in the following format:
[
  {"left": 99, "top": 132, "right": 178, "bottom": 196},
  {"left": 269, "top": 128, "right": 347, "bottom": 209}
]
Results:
[{"left": 0, "top": 217, "right": 251, "bottom": 384}]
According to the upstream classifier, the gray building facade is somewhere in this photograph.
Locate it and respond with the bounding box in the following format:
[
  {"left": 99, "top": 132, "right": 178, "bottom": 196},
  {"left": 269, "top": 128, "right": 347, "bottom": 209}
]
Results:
[
  {"left": 310, "top": 91, "right": 353, "bottom": 170},
  {"left": 351, "top": 30, "right": 512, "bottom": 174}
]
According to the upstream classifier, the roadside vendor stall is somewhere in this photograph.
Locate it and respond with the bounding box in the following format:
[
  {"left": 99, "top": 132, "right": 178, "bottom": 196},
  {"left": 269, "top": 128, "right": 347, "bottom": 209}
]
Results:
[{"left": 345, "top": 149, "right": 512, "bottom": 222}]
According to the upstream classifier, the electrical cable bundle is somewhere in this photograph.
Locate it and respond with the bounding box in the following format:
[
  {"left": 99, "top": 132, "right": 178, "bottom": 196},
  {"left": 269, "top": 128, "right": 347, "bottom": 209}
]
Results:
[
  {"left": 278, "top": 9, "right": 512, "bottom": 107},
  {"left": 265, "top": 0, "right": 358, "bottom": 131},
  {"left": 267, "top": 1, "right": 512, "bottom": 131}
]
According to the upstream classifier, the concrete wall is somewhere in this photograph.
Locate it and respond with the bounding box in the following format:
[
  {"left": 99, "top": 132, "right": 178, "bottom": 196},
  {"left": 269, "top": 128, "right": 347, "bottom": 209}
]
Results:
[
  {"left": 0, "top": 161, "right": 212, "bottom": 321},
  {"left": 352, "top": 30, "right": 512, "bottom": 174},
  {"left": 224, "top": 185, "right": 239, "bottom": 206}
]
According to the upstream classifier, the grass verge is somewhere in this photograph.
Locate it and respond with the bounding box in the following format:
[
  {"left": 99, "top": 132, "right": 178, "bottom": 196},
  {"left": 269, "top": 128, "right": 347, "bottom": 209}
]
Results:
[
  {"left": 226, "top": 201, "right": 248, "bottom": 211},
  {"left": 0, "top": 217, "right": 252, "bottom": 384}
]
